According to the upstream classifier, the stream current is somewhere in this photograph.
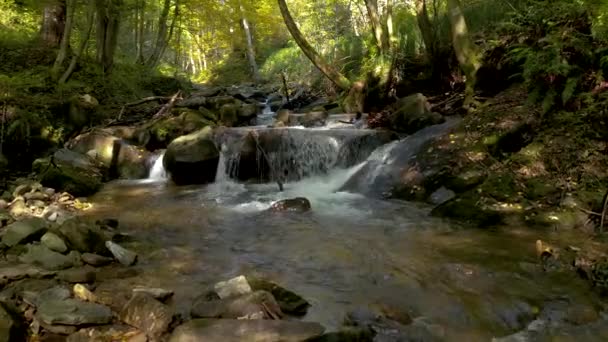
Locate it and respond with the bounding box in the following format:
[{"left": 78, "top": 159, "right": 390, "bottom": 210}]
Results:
[{"left": 84, "top": 121, "right": 606, "bottom": 340}]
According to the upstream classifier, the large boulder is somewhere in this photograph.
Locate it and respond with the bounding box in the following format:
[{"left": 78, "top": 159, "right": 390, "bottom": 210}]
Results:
[
  {"left": 67, "top": 130, "right": 150, "bottom": 179},
  {"left": 164, "top": 127, "right": 219, "bottom": 185},
  {"left": 390, "top": 93, "right": 445, "bottom": 134},
  {"left": 144, "top": 109, "right": 214, "bottom": 150},
  {"left": 33, "top": 149, "right": 104, "bottom": 197},
  {"left": 247, "top": 278, "right": 310, "bottom": 316},
  {"left": 169, "top": 319, "right": 325, "bottom": 342}
]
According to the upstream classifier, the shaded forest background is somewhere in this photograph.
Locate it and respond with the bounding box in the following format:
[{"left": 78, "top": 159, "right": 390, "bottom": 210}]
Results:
[{"left": 1, "top": 0, "right": 608, "bottom": 204}]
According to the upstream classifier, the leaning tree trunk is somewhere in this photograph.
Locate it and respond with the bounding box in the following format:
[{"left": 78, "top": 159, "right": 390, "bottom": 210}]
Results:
[
  {"left": 447, "top": 0, "right": 480, "bottom": 107},
  {"left": 277, "top": 0, "right": 351, "bottom": 91},
  {"left": 415, "top": 0, "right": 436, "bottom": 62},
  {"left": 146, "top": 0, "right": 172, "bottom": 68},
  {"left": 52, "top": 0, "right": 75, "bottom": 78},
  {"left": 40, "top": 0, "right": 66, "bottom": 47}
]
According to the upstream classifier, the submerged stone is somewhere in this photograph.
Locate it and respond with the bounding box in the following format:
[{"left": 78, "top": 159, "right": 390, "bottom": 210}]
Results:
[
  {"left": 169, "top": 319, "right": 325, "bottom": 342},
  {"left": 269, "top": 197, "right": 311, "bottom": 213},
  {"left": 191, "top": 290, "right": 282, "bottom": 319},
  {"left": 247, "top": 277, "right": 310, "bottom": 315},
  {"left": 120, "top": 293, "right": 173, "bottom": 338}
]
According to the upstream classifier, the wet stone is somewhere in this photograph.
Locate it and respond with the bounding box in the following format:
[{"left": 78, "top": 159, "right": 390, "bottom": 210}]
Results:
[
  {"left": 57, "top": 266, "right": 96, "bottom": 283},
  {"left": 191, "top": 290, "right": 283, "bottom": 319},
  {"left": 81, "top": 253, "right": 113, "bottom": 267},
  {"left": 120, "top": 293, "right": 173, "bottom": 338},
  {"left": 41, "top": 232, "right": 68, "bottom": 254},
  {"left": 19, "top": 244, "right": 74, "bottom": 271},
  {"left": 169, "top": 319, "right": 325, "bottom": 342},
  {"left": 36, "top": 298, "right": 113, "bottom": 326},
  {"left": 214, "top": 275, "right": 252, "bottom": 299},
  {"left": 1, "top": 218, "right": 48, "bottom": 247},
  {"left": 132, "top": 287, "right": 174, "bottom": 302},
  {"left": 247, "top": 277, "right": 310, "bottom": 315},
  {"left": 105, "top": 241, "right": 137, "bottom": 266}
]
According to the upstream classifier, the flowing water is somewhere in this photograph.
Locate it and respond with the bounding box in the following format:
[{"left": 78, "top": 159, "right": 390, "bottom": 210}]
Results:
[{"left": 85, "top": 123, "right": 606, "bottom": 340}]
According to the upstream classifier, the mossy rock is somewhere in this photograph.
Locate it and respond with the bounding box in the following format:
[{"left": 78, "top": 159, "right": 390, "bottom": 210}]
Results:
[
  {"left": 479, "top": 173, "right": 519, "bottom": 202},
  {"left": 219, "top": 104, "right": 239, "bottom": 126},
  {"left": 431, "top": 192, "right": 504, "bottom": 227},
  {"left": 445, "top": 169, "right": 487, "bottom": 193},
  {"left": 524, "top": 178, "right": 559, "bottom": 201},
  {"left": 163, "top": 127, "right": 219, "bottom": 185},
  {"left": 246, "top": 277, "right": 310, "bottom": 316},
  {"left": 33, "top": 149, "right": 104, "bottom": 197}
]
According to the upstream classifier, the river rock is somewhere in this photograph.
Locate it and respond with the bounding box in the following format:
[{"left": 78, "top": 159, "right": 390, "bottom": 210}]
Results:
[
  {"left": 214, "top": 275, "right": 252, "bottom": 299},
  {"left": 429, "top": 186, "right": 456, "bottom": 205},
  {"left": 120, "top": 293, "right": 173, "bottom": 338},
  {"left": 169, "top": 319, "right": 325, "bottom": 342},
  {"left": 19, "top": 244, "right": 74, "bottom": 271},
  {"left": 163, "top": 127, "right": 219, "bottom": 185},
  {"left": 37, "top": 298, "right": 112, "bottom": 326},
  {"left": 73, "top": 284, "right": 97, "bottom": 303},
  {"left": 81, "top": 253, "right": 113, "bottom": 267},
  {"left": 66, "top": 325, "right": 141, "bottom": 342},
  {"left": 8, "top": 197, "right": 29, "bottom": 218},
  {"left": 105, "top": 241, "right": 137, "bottom": 266},
  {"left": 0, "top": 302, "right": 23, "bottom": 342},
  {"left": 57, "top": 266, "right": 96, "bottom": 283},
  {"left": 247, "top": 277, "right": 310, "bottom": 315},
  {"left": 191, "top": 291, "right": 283, "bottom": 319},
  {"left": 32, "top": 149, "right": 104, "bottom": 197},
  {"left": 390, "top": 93, "right": 445, "bottom": 134},
  {"left": 0, "top": 263, "right": 55, "bottom": 283},
  {"left": 58, "top": 217, "right": 109, "bottom": 254},
  {"left": 269, "top": 197, "right": 311, "bottom": 213},
  {"left": 41, "top": 232, "right": 68, "bottom": 253},
  {"left": 132, "top": 287, "right": 174, "bottom": 302},
  {"left": 1, "top": 218, "right": 48, "bottom": 247}
]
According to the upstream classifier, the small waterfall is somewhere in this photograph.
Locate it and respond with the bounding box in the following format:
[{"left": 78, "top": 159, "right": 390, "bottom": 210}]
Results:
[
  {"left": 215, "top": 144, "right": 241, "bottom": 182},
  {"left": 212, "top": 127, "right": 396, "bottom": 184},
  {"left": 257, "top": 100, "right": 275, "bottom": 126},
  {"left": 148, "top": 151, "right": 168, "bottom": 180}
]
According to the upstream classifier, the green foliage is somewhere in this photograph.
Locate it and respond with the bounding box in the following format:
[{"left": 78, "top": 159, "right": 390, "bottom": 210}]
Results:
[{"left": 503, "top": 0, "right": 601, "bottom": 112}]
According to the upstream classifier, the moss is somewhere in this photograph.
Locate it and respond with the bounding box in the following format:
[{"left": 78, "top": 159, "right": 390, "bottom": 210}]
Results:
[
  {"left": 479, "top": 173, "right": 519, "bottom": 202},
  {"left": 431, "top": 191, "right": 504, "bottom": 227}
]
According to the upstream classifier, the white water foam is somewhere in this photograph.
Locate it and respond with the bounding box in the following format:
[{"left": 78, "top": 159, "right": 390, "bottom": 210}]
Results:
[{"left": 148, "top": 151, "right": 168, "bottom": 180}]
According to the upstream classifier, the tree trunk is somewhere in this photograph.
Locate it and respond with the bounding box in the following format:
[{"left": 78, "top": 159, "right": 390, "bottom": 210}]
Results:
[
  {"left": 146, "top": 0, "right": 172, "bottom": 67},
  {"left": 447, "top": 0, "right": 480, "bottom": 106},
  {"left": 364, "top": 0, "right": 384, "bottom": 52},
  {"left": 60, "top": 1, "right": 95, "bottom": 84},
  {"left": 136, "top": 0, "right": 145, "bottom": 63},
  {"left": 277, "top": 0, "right": 351, "bottom": 91},
  {"left": 40, "top": 0, "right": 66, "bottom": 47},
  {"left": 239, "top": 1, "right": 260, "bottom": 83},
  {"left": 52, "top": 0, "right": 75, "bottom": 78},
  {"left": 415, "top": 0, "right": 436, "bottom": 61},
  {"left": 95, "top": 0, "right": 122, "bottom": 73}
]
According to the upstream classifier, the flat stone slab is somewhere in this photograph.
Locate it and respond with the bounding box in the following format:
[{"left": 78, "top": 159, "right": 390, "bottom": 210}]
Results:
[
  {"left": 37, "top": 299, "right": 113, "bottom": 326},
  {"left": 169, "top": 319, "right": 325, "bottom": 342},
  {"left": 0, "top": 263, "right": 55, "bottom": 282}
]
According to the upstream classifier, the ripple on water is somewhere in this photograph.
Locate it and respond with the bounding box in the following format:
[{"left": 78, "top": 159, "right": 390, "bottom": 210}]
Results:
[{"left": 86, "top": 178, "right": 604, "bottom": 339}]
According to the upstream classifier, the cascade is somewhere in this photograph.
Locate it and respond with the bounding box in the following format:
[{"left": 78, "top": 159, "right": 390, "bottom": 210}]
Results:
[
  {"left": 212, "top": 127, "right": 396, "bottom": 183},
  {"left": 148, "top": 151, "right": 168, "bottom": 180}
]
